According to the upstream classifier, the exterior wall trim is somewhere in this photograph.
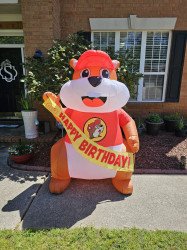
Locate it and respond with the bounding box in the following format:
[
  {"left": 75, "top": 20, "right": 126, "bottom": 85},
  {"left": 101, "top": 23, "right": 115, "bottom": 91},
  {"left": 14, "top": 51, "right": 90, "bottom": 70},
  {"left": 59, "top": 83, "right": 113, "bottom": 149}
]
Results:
[
  {"left": 0, "top": 14, "right": 22, "bottom": 22},
  {"left": 90, "top": 18, "right": 129, "bottom": 30},
  {"left": 0, "top": 44, "right": 24, "bottom": 48},
  {"left": 90, "top": 16, "right": 177, "bottom": 31},
  {"left": 0, "top": 0, "right": 18, "bottom": 3},
  {"left": 0, "top": 29, "right": 23, "bottom": 36}
]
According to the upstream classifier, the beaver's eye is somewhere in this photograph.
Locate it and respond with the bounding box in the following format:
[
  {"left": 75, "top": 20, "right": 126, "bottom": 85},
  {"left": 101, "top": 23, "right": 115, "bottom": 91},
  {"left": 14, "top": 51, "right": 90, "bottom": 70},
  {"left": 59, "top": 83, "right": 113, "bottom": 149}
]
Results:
[
  {"left": 100, "top": 69, "right": 110, "bottom": 78},
  {"left": 81, "top": 69, "right": 90, "bottom": 78}
]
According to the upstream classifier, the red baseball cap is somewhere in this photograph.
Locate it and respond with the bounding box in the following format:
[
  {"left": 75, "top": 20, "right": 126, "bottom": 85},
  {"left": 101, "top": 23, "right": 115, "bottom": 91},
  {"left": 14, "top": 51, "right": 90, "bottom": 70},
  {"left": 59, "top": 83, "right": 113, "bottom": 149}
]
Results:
[{"left": 74, "top": 50, "right": 114, "bottom": 70}]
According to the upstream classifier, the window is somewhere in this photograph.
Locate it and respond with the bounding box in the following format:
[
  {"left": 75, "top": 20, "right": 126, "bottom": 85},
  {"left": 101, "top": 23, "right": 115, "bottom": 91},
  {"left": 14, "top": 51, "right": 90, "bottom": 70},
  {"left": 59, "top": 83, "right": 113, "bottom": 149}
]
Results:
[
  {"left": 143, "top": 32, "right": 169, "bottom": 101},
  {"left": 120, "top": 32, "right": 142, "bottom": 72},
  {"left": 92, "top": 31, "right": 171, "bottom": 102},
  {"left": 93, "top": 32, "right": 115, "bottom": 51}
]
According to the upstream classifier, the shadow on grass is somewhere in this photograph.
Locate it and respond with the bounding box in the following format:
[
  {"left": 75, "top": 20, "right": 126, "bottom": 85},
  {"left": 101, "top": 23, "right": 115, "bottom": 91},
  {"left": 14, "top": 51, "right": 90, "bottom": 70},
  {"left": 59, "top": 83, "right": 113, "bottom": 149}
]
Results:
[{"left": 2, "top": 178, "right": 129, "bottom": 229}]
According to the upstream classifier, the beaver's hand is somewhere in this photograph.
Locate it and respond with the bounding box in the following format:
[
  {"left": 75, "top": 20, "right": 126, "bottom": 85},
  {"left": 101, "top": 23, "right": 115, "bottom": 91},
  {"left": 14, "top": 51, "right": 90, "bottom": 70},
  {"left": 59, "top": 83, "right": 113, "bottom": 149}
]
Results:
[
  {"left": 43, "top": 92, "right": 62, "bottom": 122},
  {"left": 127, "top": 135, "right": 139, "bottom": 153},
  {"left": 43, "top": 92, "right": 61, "bottom": 106}
]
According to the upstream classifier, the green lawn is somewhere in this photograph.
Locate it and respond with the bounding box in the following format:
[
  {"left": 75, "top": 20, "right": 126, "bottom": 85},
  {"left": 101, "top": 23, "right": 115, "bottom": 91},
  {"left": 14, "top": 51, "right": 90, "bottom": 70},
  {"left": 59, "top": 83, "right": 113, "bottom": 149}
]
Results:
[{"left": 0, "top": 228, "right": 186, "bottom": 250}]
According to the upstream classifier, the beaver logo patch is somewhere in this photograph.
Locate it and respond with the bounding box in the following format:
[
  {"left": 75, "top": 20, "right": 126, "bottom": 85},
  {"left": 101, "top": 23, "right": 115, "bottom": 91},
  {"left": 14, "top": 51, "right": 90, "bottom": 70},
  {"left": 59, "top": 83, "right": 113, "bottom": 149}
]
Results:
[{"left": 83, "top": 118, "right": 107, "bottom": 142}]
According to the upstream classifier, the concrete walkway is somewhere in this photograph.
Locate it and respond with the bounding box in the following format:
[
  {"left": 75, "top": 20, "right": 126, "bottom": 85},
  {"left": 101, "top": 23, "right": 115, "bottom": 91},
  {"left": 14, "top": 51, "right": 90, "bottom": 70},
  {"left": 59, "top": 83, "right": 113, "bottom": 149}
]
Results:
[
  {"left": 0, "top": 144, "right": 46, "bottom": 229},
  {"left": 0, "top": 144, "right": 187, "bottom": 232}
]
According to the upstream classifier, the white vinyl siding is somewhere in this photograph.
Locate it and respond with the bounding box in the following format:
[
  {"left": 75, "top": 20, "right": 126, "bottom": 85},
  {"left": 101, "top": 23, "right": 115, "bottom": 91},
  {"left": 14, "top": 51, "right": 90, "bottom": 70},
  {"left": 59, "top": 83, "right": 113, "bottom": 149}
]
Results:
[{"left": 92, "top": 31, "right": 171, "bottom": 102}]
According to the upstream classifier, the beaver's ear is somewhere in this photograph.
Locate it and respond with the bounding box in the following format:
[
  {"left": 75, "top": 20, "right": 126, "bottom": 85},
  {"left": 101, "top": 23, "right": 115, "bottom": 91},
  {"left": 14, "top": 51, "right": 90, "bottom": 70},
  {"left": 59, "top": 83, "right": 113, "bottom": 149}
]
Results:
[
  {"left": 112, "top": 60, "right": 120, "bottom": 69},
  {"left": 69, "top": 59, "right": 78, "bottom": 69}
]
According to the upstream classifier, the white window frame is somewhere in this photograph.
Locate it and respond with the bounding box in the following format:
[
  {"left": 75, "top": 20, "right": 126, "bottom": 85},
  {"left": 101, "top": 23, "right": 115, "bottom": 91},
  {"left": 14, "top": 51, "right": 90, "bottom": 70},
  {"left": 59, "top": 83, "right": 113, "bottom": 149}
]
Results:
[
  {"left": 91, "top": 30, "right": 172, "bottom": 103},
  {"left": 0, "top": 0, "right": 18, "bottom": 3},
  {"left": 0, "top": 14, "right": 22, "bottom": 22},
  {"left": 0, "top": 29, "right": 23, "bottom": 36}
]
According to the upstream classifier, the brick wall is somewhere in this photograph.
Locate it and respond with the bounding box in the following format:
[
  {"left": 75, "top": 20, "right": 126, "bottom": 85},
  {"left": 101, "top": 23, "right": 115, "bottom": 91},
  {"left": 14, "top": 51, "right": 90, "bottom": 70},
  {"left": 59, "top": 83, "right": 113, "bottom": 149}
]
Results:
[
  {"left": 60, "top": 0, "right": 187, "bottom": 38},
  {"left": 52, "top": 0, "right": 61, "bottom": 40},
  {"left": 21, "top": 0, "right": 61, "bottom": 57}
]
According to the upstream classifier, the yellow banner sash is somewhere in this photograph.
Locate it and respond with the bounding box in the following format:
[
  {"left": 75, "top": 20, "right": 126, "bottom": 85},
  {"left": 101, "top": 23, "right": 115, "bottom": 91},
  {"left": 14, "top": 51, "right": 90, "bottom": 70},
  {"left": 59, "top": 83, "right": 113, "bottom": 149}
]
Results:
[{"left": 43, "top": 97, "right": 134, "bottom": 172}]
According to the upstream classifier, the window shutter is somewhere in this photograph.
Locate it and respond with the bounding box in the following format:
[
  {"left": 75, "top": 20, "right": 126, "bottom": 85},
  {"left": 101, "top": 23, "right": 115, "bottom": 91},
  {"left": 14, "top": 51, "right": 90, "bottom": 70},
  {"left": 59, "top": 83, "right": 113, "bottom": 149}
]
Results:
[
  {"left": 77, "top": 31, "right": 91, "bottom": 42},
  {"left": 166, "top": 31, "right": 187, "bottom": 102}
]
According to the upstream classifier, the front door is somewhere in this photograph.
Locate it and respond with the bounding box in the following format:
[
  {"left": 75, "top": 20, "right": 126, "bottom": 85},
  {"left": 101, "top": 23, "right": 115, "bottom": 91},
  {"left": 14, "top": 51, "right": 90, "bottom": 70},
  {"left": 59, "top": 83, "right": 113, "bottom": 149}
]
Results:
[{"left": 0, "top": 48, "right": 24, "bottom": 112}]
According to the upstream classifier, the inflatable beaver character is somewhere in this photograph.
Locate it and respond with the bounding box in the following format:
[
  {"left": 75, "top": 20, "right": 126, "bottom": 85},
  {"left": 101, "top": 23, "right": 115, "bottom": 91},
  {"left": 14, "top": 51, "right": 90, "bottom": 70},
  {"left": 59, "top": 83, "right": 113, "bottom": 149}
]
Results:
[{"left": 43, "top": 50, "right": 139, "bottom": 194}]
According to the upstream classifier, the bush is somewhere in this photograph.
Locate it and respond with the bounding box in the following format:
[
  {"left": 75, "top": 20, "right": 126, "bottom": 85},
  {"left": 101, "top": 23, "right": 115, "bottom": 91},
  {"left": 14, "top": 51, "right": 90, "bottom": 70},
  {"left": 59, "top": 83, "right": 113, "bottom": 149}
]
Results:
[
  {"left": 176, "top": 117, "right": 185, "bottom": 130},
  {"left": 22, "top": 34, "right": 91, "bottom": 101},
  {"left": 164, "top": 113, "right": 181, "bottom": 121},
  {"left": 8, "top": 142, "right": 34, "bottom": 156},
  {"left": 146, "top": 113, "right": 163, "bottom": 123},
  {"left": 19, "top": 94, "right": 34, "bottom": 110},
  {"left": 22, "top": 33, "right": 143, "bottom": 102}
]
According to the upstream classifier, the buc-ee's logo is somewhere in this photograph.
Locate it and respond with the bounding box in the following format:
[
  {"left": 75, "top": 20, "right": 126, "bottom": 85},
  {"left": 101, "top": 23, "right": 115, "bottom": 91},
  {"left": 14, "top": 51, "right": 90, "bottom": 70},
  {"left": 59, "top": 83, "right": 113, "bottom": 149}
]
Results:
[
  {"left": 0, "top": 59, "right": 18, "bottom": 83},
  {"left": 84, "top": 118, "right": 107, "bottom": 142}
]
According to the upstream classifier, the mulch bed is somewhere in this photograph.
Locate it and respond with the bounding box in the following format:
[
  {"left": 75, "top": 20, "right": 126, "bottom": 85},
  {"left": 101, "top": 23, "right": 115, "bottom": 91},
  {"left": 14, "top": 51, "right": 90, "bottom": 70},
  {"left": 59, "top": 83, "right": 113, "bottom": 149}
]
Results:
[
  {"left": 25, "top": 142, "right": 52, "bottom": 169},
  {"left": 136, "top": 131, "right": 187, "bottom": 170},
  {"left": 25, "top": 131, "right": 187, "bottom": 170}
]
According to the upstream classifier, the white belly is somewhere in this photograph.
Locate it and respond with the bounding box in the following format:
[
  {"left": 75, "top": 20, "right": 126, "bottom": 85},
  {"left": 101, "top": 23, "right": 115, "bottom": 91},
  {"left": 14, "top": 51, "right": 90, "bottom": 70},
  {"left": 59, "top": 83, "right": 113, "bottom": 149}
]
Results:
[{"left": 65, "top": 142, "right": 123, "bottom": 179}]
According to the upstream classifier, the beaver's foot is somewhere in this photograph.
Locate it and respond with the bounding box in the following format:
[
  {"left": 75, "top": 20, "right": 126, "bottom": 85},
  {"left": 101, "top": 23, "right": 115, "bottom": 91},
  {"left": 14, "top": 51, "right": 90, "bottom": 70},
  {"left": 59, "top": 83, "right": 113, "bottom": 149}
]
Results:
[
  {"left": 112, "top": 178, "right": 133, "bottom": 195},
  {"left": 49, "top": 177, "right": 71, "bottom": 194}
]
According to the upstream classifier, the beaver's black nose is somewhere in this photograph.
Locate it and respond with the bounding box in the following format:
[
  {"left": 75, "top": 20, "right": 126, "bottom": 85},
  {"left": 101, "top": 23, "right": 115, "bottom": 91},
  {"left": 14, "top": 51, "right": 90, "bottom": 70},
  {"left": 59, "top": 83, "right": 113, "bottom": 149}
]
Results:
[{"left": 88, "top": 76, "right": 102, "bottom": 87}]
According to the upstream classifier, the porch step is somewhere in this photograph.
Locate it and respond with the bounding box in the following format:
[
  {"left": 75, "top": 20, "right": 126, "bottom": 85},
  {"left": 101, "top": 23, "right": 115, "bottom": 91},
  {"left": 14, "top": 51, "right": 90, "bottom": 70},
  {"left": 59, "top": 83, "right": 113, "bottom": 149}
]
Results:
[
  {"left": 0, "top": 118, "right": 23, "bottom": 127},
  {"left": 0, "top": 113, "right": 23, "bottom": 125},
  {"left": 0, "top": 111, "right": 22, "bottom": 117}
]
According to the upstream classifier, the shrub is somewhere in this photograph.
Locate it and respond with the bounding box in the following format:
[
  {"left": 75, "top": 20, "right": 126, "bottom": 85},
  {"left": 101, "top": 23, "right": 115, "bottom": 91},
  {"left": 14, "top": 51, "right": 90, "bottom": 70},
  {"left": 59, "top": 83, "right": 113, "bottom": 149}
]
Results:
[
  {"left": 22, "top": 33, "right": 91, "bottom": 101},
  {"left": 135, "top": 117, "right": 145, "bottom": 128},
  {"left": 164, "top": 113, "right": 181, "bottom": 121},
  {"left": 146, "top": 113, "right": 163, "bottom": 123},
  {"left": 8, "top": 143, "right": 34, "bottom": 156},
  {"left": 176, "top": 117, "right": 185, "bottom": 130},
  {"left": 19, "top": 93, "right": 34, "bottom": 110}
]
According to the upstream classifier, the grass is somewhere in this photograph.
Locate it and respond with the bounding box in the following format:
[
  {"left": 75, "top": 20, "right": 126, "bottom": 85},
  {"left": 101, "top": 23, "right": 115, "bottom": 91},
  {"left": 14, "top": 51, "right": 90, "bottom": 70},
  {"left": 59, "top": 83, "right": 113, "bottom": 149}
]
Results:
[{"left": 0, "top": 227, "right": 186, "bottom": 250}]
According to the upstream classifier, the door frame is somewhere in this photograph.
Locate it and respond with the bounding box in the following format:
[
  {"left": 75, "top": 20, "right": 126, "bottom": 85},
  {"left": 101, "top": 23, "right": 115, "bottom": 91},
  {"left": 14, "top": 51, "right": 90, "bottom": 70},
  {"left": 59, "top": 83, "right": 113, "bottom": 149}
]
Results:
[
  {"left": 0, "top": 29, "right": 25, "bottom": 74},
  {"left": 0, "top": 31, "right": 25, "bottom": 112},
  {"left": 0, "top": 44, "right": 25, "bottom": 75}
]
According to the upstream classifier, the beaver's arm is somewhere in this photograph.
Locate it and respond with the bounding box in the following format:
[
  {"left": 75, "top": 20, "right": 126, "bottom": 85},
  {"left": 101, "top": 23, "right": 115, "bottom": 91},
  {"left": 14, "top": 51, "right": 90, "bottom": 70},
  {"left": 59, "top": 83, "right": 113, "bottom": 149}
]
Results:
[
  {"left": 122, "top": 118, "right": 139, "bottom": 153},
  {"left": 43, "top": 92, "right": 64, "bottom": 122}
]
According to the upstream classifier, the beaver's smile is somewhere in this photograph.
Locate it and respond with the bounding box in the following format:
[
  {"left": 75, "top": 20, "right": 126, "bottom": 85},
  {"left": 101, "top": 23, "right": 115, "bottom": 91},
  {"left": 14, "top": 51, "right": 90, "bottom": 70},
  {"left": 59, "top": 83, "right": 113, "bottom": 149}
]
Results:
[{"left": 81, "top": 96, "right": 107, "bottom": 107}]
